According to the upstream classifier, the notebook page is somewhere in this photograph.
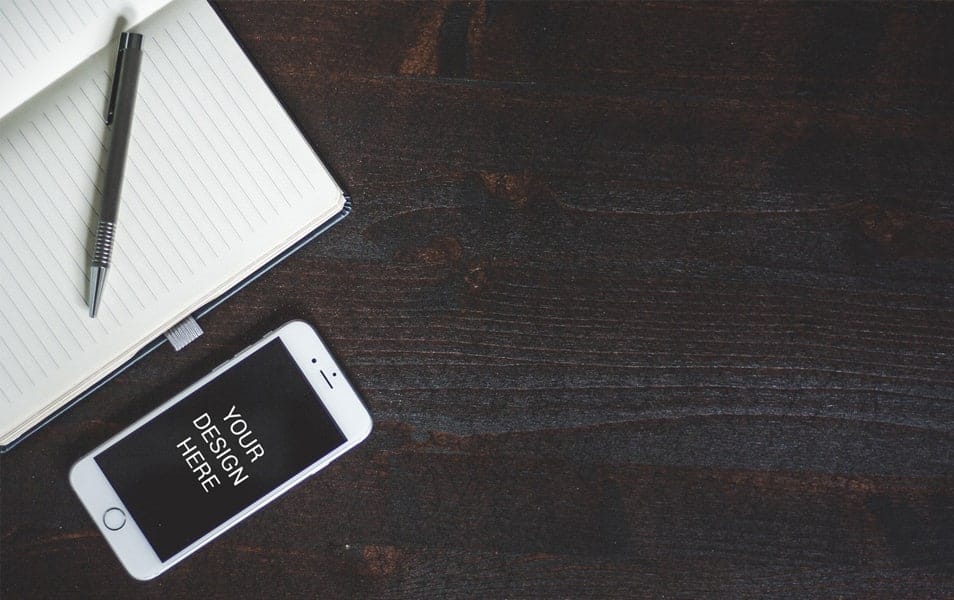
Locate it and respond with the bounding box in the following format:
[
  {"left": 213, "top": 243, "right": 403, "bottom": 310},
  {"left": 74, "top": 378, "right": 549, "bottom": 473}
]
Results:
[
  {"left": 0, "top": 0, "right": 344, "bottom": 444},
  {"left": 0, "top": 0, "right": 174, "bottom": 118}
]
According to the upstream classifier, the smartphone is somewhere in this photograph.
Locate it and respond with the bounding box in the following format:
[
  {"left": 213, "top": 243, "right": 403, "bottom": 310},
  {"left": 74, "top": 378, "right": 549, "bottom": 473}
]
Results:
[{"left": 69, "top": 320, "right": 372, "bottom": 580}]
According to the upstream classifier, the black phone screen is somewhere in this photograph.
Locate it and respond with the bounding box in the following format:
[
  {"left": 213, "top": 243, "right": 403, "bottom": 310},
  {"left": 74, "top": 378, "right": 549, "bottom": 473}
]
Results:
[{"left": 95, "top": 338, "right": 346, "bottom": 561}]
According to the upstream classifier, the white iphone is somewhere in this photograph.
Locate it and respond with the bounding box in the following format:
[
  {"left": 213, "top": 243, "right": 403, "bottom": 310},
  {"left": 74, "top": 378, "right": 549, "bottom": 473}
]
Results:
[{"left": 69, "top": 320, "right": 372, "bottom": 580}]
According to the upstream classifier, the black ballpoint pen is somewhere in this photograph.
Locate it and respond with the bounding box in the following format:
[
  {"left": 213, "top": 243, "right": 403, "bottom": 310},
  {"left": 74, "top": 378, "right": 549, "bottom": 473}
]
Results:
[{"left": 89, "top": 32, "right": 143, "bottom": 318}]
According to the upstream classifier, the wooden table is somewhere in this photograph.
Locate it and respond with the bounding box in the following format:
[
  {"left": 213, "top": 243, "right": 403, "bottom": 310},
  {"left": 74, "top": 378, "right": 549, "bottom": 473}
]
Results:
[{"left": 3, "top": 2, "right": 953, "bottom": 597}]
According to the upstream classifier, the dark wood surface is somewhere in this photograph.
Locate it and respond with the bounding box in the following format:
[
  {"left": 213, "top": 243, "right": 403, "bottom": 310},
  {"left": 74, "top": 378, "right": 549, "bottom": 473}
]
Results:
[{"left": 3, "top": 1, "right": 953, "bottom": 597}]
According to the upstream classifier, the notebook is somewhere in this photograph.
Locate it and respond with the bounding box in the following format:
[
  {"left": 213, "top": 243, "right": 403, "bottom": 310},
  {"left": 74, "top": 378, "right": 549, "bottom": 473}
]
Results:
[{"left": 0, "top": 0, "right": 348, "bottom": 450}]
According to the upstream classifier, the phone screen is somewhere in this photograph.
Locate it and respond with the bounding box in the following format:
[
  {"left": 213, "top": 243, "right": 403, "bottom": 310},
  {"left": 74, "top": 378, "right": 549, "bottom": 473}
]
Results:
[{"left": 94, "top": 339, "right": 346, "bottom": 561}]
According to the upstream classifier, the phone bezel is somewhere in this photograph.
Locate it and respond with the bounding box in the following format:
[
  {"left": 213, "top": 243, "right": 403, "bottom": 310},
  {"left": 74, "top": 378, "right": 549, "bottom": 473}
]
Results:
[{"left": 69, "top": 320, "right": 372, "bottom": 580}]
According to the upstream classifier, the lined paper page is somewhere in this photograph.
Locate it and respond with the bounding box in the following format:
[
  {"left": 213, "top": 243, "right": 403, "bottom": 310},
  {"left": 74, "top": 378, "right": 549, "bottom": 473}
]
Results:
[
  {"left": 0, "top": 0, "right": 343, "bottom": 443},
  {"left": 0, "top": 0, "right": 174, "bottom": 118}
]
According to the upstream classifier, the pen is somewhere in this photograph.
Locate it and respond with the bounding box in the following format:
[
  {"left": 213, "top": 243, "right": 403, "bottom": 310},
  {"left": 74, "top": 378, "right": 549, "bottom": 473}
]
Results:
[{"left": 89, "top": 32, "right": 143, "bottom": 318}]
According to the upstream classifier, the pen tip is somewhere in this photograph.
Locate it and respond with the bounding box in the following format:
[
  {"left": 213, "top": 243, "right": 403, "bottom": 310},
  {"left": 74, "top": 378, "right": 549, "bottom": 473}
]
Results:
[{"left": 88, "top": 266, "right": 107, "bottom": 318}]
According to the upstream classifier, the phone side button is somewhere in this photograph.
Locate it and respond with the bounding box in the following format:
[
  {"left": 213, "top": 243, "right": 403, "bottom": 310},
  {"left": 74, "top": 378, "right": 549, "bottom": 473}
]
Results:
[{"left": 103, "top": 507, "right": 126, "bottom": 531}]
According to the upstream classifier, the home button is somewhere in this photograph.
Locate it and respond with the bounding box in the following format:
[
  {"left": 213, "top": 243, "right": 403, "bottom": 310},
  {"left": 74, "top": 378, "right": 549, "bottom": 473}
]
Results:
[{"left": 103, "top": 507, "right": 126, "bottom": 531}]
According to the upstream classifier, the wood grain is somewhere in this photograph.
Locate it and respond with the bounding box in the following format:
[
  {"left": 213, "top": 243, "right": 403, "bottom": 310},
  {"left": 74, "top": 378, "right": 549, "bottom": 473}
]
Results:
[{"left": 2, "top": 1, "right": 953, "bottom": 598}]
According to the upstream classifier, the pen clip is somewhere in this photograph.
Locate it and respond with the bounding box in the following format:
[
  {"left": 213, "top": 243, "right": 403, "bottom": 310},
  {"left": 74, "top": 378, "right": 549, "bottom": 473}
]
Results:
[{"left": 106, "top": 32, "right": 142, "bottom": 125}]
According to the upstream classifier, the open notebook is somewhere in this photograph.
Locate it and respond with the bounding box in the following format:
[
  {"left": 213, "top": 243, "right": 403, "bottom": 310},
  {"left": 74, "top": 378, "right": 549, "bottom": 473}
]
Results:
[{"left": 0, "top": 0, "right": 348, "bottom": 449}]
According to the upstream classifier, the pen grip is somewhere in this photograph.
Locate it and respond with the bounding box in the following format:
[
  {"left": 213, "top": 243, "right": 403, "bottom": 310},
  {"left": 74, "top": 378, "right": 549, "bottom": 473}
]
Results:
[
  {"left": 91, "top": 221, "right": 116, "bottom": 267},
  {"left": 101, "top": 39, "right": 142, "bottom": 224}
]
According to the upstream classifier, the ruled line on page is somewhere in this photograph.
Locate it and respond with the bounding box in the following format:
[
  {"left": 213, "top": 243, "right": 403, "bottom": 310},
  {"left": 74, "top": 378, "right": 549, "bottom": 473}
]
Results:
[
  {"left": 0, "top": 139, "right": 125, "bottom": 327},
  {"left": 167, "top": 24, "right": 289, "bottom": 211},
  {"left": 120, "top": 112, "right": 222, "bottom": 260},
  {"left": 0, "top": 177, "right": 119, "bottom": 329},
  {"left": 125, "top": 151, "right": 207, "bottom": 263},
  {"left": 24, "top": 117, "right": 145, "bottom": 320},
  {"left": 0, "top": 332, "right": 31, "bottom": 393},
  {"left": 73, "top": 97, "right": 194, "bottom": 287},
  {"left": 42, "top": 0, "right": 77, "bottom": 37},
  {"left": 17, "top": 104, "right": 160, "bottom": 312},
  {"left": 126, "top": 50, "right": 249, "bottom": 242},
  {"left": 0, "top": 345, "right": 25, "bottom": 399},
  {"left": 132, "top": 69, "right": 252, "bottom": 238},
  {"left": 0, "top": 252, "right": 84, "bottom": 357},
  {"left": 74, "top": 85, "right": 177, "bottom": 294},
  {"left": 0, "top": 144, "right": 116, "bottom": 331},
  {"left": 0, "top": 0, "right": 180, "bottom": 119},
  {"left": 12, "top": 2, "right": 52, "bottom": 52},
  {"left": 142, "top": 43, "right": 259, "bottom": 232},
  {"left": 0, "top": 0, "right": 94, "bottom": 80},
  {"left": 27, "top": 0, "right": 65, "bottom": 44},
  {"left": 0, "top": 272, "right": 57, "bottom": 375},
  {"left": 51, "top": 96, "right": 171, "bottom": 309},
  {"left": 82, "top": 74, "right": 196, "bottom": 280},
  {"left": 0, "top": 308, "right": 37, "bottom": 382},
  {"left": 0, "top": 234, "right": 89, "bottom": 352},
  {"left": 127, "top": 118, "right": 232, "bottom": 258},
  {"left": 122, "top": 89, "right": 234, "bottom": 253},
  {"left": 54, "top": 92, "right": 163, "bottom": 306},
  {"left": 0, "top": 253, "right": 72, "bottom": 359},
  {"left": 128, "top": 81, "right": 240, "bottom": 246},
  {"left": 162, "top": 24, "right": 280, "bottom": 214},
  {"left": 0, "top": 5, "right": 38, "bottom": 61},
  {"left": 49, "top": 103, "right": 150, "bottom": 310},
  {"left": 188, "top": 11, "right": 313, "bottom": 194},
  {"left": 70, "top": 92, "right": 172, "bottom": 298},
  {"left": 28, "top": 118, "right": 140, "bottom": 317}
]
